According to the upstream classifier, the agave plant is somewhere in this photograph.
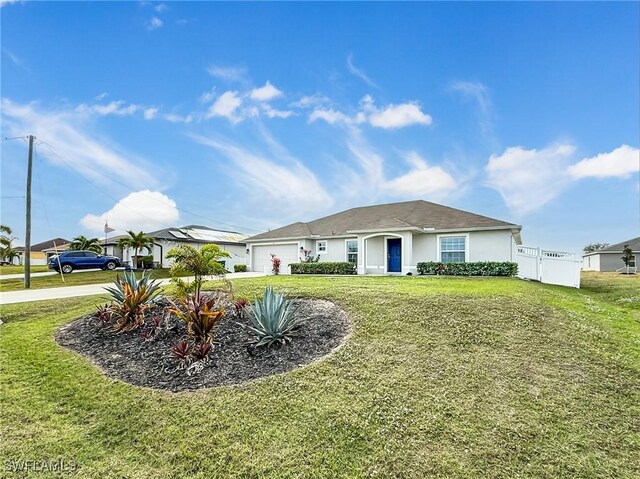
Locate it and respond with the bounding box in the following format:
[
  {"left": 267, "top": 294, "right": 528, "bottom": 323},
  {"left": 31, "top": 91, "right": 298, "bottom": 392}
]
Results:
[
  {"left": 104, "top": 271, "right": 162, "bottom": 331},
  {"left": 169, "top": 294, "right": 225, "bottom": 344},
  {"left": 246, "top": 287, "right": 300, "bottom": 347}
]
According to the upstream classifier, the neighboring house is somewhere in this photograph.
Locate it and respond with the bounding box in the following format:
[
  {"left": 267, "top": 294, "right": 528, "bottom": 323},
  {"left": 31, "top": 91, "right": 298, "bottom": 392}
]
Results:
[
  {"left": 16, "top": 238, "right": 70, "bottom": 265},
  {"left": 582, "top": 236, "right": 639, "bottom": 272},
  {"left": 102, "top": 225, "right": 248, "bottom": 271},
  {"left": 245, "top": 200, "right": 522, "bottom": 275}
]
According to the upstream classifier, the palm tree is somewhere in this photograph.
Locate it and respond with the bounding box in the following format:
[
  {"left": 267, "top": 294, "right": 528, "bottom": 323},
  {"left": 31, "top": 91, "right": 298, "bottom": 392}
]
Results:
[
  {"left": 69, "top": 235, "right": 103, "bottom": 253},
  {"left": 166, "top": 244, "right": 230, "bottom": 297},
  {"left": 117, "top": 230, "right": 155, "bottom": 270},
  {"left": 0, "top": 224, "right": 19, "bottom": 264}
]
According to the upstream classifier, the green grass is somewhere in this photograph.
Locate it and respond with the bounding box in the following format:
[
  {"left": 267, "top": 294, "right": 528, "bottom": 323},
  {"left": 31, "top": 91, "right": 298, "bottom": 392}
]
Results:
[
  {"left": 0, "top": 274, "right": 638, "bottom": 478},
  {"left": 0, "top": 265, "right": 49, "bottom": 275},
  {"left": 0, "top": 269, "right": 174, "bottom": 292}
]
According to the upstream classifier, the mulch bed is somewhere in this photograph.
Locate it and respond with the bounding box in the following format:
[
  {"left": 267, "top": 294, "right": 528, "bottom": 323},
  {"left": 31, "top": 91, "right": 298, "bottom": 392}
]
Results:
[{"left": 55, "top": 294, "right": 350, "bottom": 392}]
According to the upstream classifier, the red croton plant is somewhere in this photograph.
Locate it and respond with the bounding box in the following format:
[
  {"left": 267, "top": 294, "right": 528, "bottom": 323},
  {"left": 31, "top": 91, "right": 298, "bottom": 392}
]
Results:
[{"left": 270, "top": 254, "right": 281, "bottom": 275}]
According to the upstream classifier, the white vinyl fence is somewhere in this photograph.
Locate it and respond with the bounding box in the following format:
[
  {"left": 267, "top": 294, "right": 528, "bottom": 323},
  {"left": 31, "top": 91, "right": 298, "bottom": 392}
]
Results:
[{"left": 516, "top": 246, "right": 581, "bottom": 288}]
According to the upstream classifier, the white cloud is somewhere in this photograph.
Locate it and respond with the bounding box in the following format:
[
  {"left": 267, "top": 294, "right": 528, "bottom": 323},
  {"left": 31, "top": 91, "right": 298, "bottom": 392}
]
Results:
[
  {"left": 147, "top": 17, "right": 163, "bottom": 30},
  {"left": 486, "top": 144, "right": 576, "bottom": 216},
  {"left": 290, "top": 94, "right": 330, "bottom": 109},
  {"left": 250, "top": 81, "right": 283, "bottom": 102},
  {"left": 199, "top": 87, "right": 216, "bottom": 103},
  {"left": 261, "top": 104, "right": 294, "bottom": 119},
  {"left": 0, "top": 0, "right": 20, "bottom": 7},
  {"left": 143, "top": 107, "right": 159, "bottom": 120},
  {"left": 76, "top": 100, "right": 139, "bottom": 116},
  {"left": 207, "top": 65, "right": 247, "bottom": 83},
  {"left": 347, "top": 54, "right": 377, "bottom": 88},
  {"left": 206, "top": 91, "right": 242, "bottom": 122},
  {"left": 567, "top": 145, "right": 639, "bottom": 179},
  {"left": 1, "top": 98, "right": 159, "bottom": 189},
  {"left": 81, "top": 190, "right": 179, "bottom": 233},
  {"left": 192, "top": 135, "right": 333, "bottom": 213},
  {"left": 154, "top": 3, "right": 167, "bottom": 12},
  {"left": 383, "top": 152, "right": 458, "bottom": 198},
  {"left": 94, "top": 92, "right": 108, "bottom": 101},
  {"left": 309, "top": 108, "right": 350, "bottom": 125},
  {"left": 163, "top": 112, "right": 193, "bottom": 123},
  {"left": 368, "top": 102, "right": 432, "bottom": 129},
  {"left": 309, "top": 96, "right": 432, "bottom": 129}
]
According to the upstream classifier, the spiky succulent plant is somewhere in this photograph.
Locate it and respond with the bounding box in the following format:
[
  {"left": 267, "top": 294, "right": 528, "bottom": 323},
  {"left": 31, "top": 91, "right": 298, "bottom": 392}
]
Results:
[{"left": 246, "top": 287, "right": 300, "bottom": 347}]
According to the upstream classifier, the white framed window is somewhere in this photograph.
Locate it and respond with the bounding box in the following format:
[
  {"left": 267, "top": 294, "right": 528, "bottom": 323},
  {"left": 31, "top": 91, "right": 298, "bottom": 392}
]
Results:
[
  {"left": 629, "top": 255, "right": 636, "bottom": 268},
  {"left": 317, "top": 240, "right": 328, "bottom": 255},
  {"left": 345, "top": 240, "right": 358, "bottom": 265},
  {"left": 439, "top": 235, "right": 466, "bottom": 263}
]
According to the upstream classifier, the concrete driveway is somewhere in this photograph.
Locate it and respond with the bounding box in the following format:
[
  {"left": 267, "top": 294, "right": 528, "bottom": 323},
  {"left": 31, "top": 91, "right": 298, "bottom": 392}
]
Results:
[{"left": 0, "top": 272, "right": 266, "bottom": 305}]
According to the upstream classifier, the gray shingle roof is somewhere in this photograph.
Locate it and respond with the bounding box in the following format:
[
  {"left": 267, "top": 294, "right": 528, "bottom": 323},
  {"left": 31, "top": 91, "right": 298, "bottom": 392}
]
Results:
[
  {"left": 598, "top": 236, "right": 640, "bottom": 253},
  {"left": 247, "top": 200, "right": 520, "bottom": 241}
]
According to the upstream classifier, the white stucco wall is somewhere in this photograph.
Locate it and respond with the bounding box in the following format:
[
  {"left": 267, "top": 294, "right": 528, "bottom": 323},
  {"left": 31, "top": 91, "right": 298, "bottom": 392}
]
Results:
[
  {"left": 467, "top": 230, "right": 515, "bottom": 262},
  {"left": 582, "top": 254, "right": 600, "bottom": 271}
]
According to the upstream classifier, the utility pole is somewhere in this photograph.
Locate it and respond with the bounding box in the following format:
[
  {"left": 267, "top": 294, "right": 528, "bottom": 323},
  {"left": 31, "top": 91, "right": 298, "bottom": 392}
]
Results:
[{"left": 24, "top": 135, "right": 35, "bottom": 289}]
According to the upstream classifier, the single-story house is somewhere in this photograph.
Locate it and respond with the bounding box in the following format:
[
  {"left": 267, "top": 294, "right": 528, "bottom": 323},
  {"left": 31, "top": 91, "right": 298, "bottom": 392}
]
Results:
[
  {"left": 102, "top": 225, "right": 248, "bottom": 271},
  {"left": 245, "top": 200, "right": 522, "bottom": 275},
  {"left": 15, "top": 238, "right": 70, "bottom": 265},
  {"left": 582, "top": 236, "right": 639, "bottom": 272}
]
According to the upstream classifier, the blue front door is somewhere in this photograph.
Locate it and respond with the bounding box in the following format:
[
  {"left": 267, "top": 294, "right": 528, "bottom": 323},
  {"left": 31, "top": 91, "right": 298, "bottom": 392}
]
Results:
[{"left": 387, "top": 238, "right": 401, "bottom": 273}]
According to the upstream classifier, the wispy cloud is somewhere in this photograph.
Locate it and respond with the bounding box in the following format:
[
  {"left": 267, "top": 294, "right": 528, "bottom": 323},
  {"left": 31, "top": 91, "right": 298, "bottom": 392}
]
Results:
[
  {"left": 207, "top": 65, "right": 247, "bottom": 83},
  {"left": 154, "top": 3, "right": 168, "bottom": 13},
  {"left": 1, "top": 98, "right": 160, "bottom": 189},
  {"left": 450, "top": 80, "right": 497, "bottom": 147},
  {"left": 192, "top": 134, "right": 333, "bottom": 214},
  {"left": 568, "top": 145, "right": 639, "bottom": 179},
  {"left": 0, "top": 0, "right": 20, "bottom": 8},
  {"left": 347, "top": 54, "right": 377, "bottom": 88},
  {"left": 147, "top": 16, "right": 163, "bottom": 30},
  {"left": 2, "top": 48, "right": 28, "bottom": 70},
  {"left": 76, "top": 100, "right": 139, "bottom": 116},
  {"left": 290, "top": 93, "right": 330, "bottom": 109}
]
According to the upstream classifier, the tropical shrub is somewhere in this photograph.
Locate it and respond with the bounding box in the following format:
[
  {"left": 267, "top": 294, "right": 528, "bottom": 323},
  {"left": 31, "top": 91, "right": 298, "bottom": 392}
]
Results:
[
  {"left": 169, "top": 294, "right": 225, "bottom": 344},
  {"left": 300, "top": 248, "right": 320, "bottom": 263},
  {"left": 290, "top": 262, "right": 357, "bottom": 275},
  {"left": 270, "top": 254, "right": 281, "bottom": 275},
  {"left": 234, "top": 298, "right": 249, "bottom": 315},
  {"left": 0, "top": 224, "right": 19, "bottom": 264},
  {"left": 246, "top": 287, "right": 300, "bottom": 347},
  {"left": 95, "top": 304, "right": 113, "bottom": 325},
  {"left": 234, "top": 264, "right": 247, "bottom": 273},
  {"left": 140, "top": 255, "right": 154, "bottom": 269},
  {"left": 192, "top": 341, "right": 213, "bottom": 361},
  {"left": 171, "top": 340, "right": 192, "bottom": 366},
  {"left": 416, "top": 261, "right": 518, "bottom": 276},
  {"left": 166, "top": 244, "right": 230, "bottom": 297},
  {"left": 104, "top": 271, "right": 163, "bottom": 331}
]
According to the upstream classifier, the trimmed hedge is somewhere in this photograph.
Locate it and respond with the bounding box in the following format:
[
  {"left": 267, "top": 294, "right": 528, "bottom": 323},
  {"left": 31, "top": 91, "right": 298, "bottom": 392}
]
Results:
[
  {"left": 234, "top": 264, "right": 247, "bottom": 273},
  {"left": 290, "top": 262, "right": 357, "bottom": 275},
  {"left": 417, "top": 261, "right": 518, "bottom": 277}
]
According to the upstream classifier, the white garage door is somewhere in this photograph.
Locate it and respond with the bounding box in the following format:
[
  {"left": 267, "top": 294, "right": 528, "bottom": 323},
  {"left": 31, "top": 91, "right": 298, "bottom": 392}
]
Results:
[{"left": 252, "top": 244, "right": 299, "bottom": 274}]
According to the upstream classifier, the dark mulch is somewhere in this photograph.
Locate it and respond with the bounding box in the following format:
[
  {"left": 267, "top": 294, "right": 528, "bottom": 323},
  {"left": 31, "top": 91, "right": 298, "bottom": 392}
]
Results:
[{"left": 55, "top": 294, "right": 350, "bottom": 392}]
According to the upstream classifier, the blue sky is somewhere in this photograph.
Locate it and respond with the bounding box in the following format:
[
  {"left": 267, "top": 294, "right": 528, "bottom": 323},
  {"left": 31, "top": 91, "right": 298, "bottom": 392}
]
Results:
[{"left": 1, "top": 1, "right": 639, "bottom": 252}]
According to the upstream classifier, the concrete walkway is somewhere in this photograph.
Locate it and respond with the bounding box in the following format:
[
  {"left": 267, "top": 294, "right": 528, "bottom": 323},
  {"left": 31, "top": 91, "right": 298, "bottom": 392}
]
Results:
[{"left": 0, "top": 272, "right": 266, "bottom": 305}]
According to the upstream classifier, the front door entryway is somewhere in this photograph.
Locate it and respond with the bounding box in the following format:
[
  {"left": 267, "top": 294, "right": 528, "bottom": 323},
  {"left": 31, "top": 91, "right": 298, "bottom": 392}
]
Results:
[{"left": 387, "top": 238, "right": 401, "bottom": 273}]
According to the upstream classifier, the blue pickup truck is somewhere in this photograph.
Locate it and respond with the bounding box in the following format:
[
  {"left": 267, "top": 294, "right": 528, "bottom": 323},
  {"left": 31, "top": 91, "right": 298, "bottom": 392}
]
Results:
[{"left": 48, "top": 250, "right": 121, "bottom": 274}]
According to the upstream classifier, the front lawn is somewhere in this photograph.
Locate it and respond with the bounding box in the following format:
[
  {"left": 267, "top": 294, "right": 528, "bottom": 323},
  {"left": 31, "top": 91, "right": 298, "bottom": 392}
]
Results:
[
  {"left": 0, "top": 265, "right": 49, "bottom": 275},
  {"left": 0, "top": 268, "right": 175, "bottom": 292},
  {"left": 0, "top": 275, "right": 638, "bottom": 478}
]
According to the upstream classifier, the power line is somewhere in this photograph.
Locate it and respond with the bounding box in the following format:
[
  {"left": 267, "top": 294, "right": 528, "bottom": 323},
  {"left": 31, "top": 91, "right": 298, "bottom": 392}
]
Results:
[
  {"left": 2, "top": 136, "right": 29, "bottom": 142},
  {"left": 36, "top": 139, "right": 261, "bottom": 233}
]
